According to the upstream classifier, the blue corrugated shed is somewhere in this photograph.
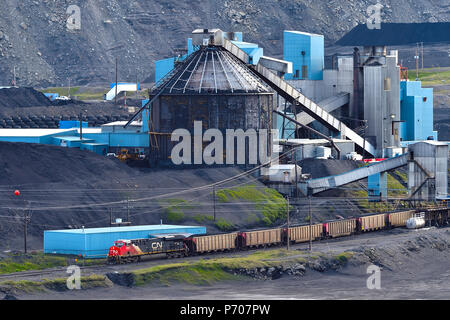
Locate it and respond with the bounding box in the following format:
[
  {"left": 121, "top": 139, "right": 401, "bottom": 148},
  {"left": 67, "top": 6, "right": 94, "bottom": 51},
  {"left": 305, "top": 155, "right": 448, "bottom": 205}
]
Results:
[
  {"left": 400, "top": 81, "right": 437, "bottom": 141},
  {"left": 59, "top": 120, "right": 88, "bottom": 129},
  {"left": 44, "top": 224, "right": 207, "bottom": 258},
  {"left": 44, "top": 93, "right": 59, "bottom": 101},
  {"left": 80, "top": 143, "right": 109, "bottom": 155},
  {"left": 368, "top": 172, "right": 387, "bottom": 200},
  {"left": 283, "top": 30, "right": 324, "bottom": 80}
]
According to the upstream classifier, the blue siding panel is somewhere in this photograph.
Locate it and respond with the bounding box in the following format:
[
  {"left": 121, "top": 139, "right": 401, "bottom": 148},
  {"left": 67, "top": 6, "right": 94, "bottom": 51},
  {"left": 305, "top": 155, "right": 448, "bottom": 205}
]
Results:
[
  {"left": 44, "top": 225, "right": 207, "bottom": 258},
  {"left": 400, "top": 81, "right": 436, "bottom": 141},
  {"left": 283, "top": 31, "right": 324, "bottom": 80}
]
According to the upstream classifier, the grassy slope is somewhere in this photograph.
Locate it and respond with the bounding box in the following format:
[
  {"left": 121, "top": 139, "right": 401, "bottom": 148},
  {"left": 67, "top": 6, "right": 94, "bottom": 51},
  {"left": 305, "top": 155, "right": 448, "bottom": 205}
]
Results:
[
  {"left": 0, "top": 249, "right": 355, "bottom": 293},
  {"left": 0, "top": 252, "right": 101, "bottom": 274},
  {"left": 216, "top": 185, "right": 288, "bottom": 227},
  {"left": 407, "top": 67, "right": 450, "bottom": 86},
  {"left": 128, "top": 249, "right": 353, "bottom": 286}
]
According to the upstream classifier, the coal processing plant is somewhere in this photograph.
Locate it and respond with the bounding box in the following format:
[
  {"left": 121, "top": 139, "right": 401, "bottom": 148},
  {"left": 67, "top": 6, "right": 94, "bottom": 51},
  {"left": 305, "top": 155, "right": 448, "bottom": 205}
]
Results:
[{"left": 0, "top": 26, "right": 448, "bottom": 202}]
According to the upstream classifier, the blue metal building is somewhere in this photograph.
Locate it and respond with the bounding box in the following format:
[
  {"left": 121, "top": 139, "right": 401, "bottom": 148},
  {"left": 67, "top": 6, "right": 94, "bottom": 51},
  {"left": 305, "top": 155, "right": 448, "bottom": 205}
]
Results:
[
  {"left": 283, "top": 30, "right": 324, "bottom": 80},
  {"left": 44, "top": 224, "right": 207, "bottom": 258},
  {"left": 400, "top": 80, "right": 437, "bottom": 141},
  {"left": 368, "top": 172, "right": 387, "bottom": 200},
  {"left": 230, "top": 41, "right": 263, "bottom": 65}
]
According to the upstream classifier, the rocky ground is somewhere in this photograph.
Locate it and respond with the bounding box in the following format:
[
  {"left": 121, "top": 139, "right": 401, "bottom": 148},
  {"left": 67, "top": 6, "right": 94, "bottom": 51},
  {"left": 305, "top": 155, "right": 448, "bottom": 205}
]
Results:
[
  {"left": 0, "top": 0, "right": 449, "bottom": 86},
  {"left": 3, "top": 226, "right": 449, "bottom": 300}
]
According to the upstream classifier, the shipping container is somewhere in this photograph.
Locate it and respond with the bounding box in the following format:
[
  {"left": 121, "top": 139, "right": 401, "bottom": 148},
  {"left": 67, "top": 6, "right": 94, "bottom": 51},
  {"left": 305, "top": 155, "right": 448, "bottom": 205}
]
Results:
[
  {"left": 360, "top": 213, "right": 386, "bottom": 232},
  {"left": 44, "top": 224, "right": 206, "bottom": 258},
  {"left": 326, "top": 219, "right": 356, "bottom": 238},
  {"left": 389, "top": 210, "right": 414, "bottom": 227},
  {"left": 193, "top": 233, "right": 238, "bottom": 253},
  {"left": 288, "top": 224, "right": 322, "bottom": 243},
  {"left": 242, "top": 228, "right": 282, "bottom": 247}
]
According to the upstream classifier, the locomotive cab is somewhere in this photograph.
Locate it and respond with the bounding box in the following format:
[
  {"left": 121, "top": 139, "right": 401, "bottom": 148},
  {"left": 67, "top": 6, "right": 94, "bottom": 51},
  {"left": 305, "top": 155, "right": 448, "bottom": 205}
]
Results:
[{"left": 114, "top": 239, "right": 130, "bottom": 247}]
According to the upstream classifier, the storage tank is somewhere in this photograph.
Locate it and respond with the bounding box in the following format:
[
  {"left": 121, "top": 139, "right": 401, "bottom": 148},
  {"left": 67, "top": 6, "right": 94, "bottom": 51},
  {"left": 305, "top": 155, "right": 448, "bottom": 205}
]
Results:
[
  {"left": 406, "top": 213, "right": 426, "bottom": 229},
  {"left": 146, "top": 45, "right": 274, "bottom": 166}
]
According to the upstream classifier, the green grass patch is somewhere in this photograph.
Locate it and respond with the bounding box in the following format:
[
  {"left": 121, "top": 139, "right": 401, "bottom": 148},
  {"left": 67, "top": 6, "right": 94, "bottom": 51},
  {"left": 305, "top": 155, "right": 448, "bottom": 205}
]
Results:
[
  {"left": 215, "top": 218, "right": 234, "bottom": 231},
  {"left": 159, "top": 198, "right": 195, "bottom": 223},
  {"left": 387, "top": 173, "right": 408, "bottom": 196},
  {"left": 334, "top": 252, "right": 354, "bottom": 264},
  {"left": 130, "top": 249, "right": 308, "bottom": 286},
  {"left": 216, "top": 185, "right": 288, "bottom": 226},
  {"left": 40, "top": 86, "right": 80, "bottom": 97},
  {"left": 407, "top": 68, "right": 450, "bottom": 86},
  {"left": 193, "top": 214, "right": 214, "bottom": 224},
  {"left": 0, "top": 252, "right": 101, "bottom": 275}
]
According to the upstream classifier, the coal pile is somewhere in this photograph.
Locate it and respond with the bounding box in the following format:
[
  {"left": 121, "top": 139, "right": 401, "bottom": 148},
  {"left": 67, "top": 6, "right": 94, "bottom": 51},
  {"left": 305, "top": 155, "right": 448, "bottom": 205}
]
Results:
[
  {"left": 0, "top": 87, "right": 53, "bottom": 109},
  {"left": 0, "top": 113, "right": 131, "bottom": 129},
  {"left": 0, "top": 142, "right": 261, "bottom": 250}
]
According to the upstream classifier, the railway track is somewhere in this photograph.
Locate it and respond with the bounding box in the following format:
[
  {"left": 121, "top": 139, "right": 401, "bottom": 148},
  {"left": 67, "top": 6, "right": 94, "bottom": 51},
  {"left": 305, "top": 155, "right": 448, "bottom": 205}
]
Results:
[{"left": 1, "top": 207, "right": 447, "bottom": 281}]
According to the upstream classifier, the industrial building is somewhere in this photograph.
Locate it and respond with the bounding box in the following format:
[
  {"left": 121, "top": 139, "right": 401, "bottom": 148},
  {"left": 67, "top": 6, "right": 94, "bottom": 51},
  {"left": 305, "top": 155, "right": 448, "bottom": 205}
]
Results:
[
  {"left": 0, "top": 27, "right": 447, "bottom": 200},
  {"left": 44, "top": 224, "right": 206, "bottom": 258}
]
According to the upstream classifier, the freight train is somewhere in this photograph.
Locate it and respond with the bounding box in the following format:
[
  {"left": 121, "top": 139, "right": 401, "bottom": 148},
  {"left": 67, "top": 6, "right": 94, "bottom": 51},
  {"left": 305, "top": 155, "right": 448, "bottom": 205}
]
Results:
[{"left": 107, "top": 208, "right": 448, "bottom": 264}]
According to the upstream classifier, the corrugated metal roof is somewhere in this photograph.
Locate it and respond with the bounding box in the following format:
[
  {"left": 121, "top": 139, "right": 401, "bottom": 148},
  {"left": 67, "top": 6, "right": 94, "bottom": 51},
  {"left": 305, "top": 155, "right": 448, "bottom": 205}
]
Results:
[
  {"left": 155, "top": 46, "right": 271, "bottom": 94},
  {"left": 101, "top": 121, "right": 142, "bottom": 127},
  {"left": 45, "top": 224, "right": 203, "bottom": 234},
  {"left": 52, "top": 136, "right": 94, "bottom": 142}
]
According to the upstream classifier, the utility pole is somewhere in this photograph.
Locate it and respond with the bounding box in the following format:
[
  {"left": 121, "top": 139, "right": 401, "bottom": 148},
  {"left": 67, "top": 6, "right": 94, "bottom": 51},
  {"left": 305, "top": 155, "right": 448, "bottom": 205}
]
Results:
[
  {"left": 293, "top": 149, "right": 298, "bottom": 198},
  {"left": 79, "top": 112, "right": 83, "bottom": 141},
  {"left": 421, "top": 42, "right": 424, "bottom": 70},
  {"left": 308, "top": 195, "right": 312, "bottom": 252},
  {"left": 68, "top": 78, "right": 71, "bottom": 98},
  {"left": 362, "top": 119, "right": 367, "bottom": 160},
  {"left": 126, "top": 198, "right": 129, "bottom": 222},
  {"left": 115, "top": 57, "right": 118, "bottom": 105},
  {"left": 23, "top": 204, "right": 31, "bottom": 254},
  {"left": 213, "top": 185, "right": 216, "bottom": 221},
  {"left": 12, "top": 66, "right": 16, "bottom": 87},
  {"left": 286, "top": 196, "right": 290, "bottom": 251},
  {"left": 415, "top": 43, "right": 419, "bottom": 80}
]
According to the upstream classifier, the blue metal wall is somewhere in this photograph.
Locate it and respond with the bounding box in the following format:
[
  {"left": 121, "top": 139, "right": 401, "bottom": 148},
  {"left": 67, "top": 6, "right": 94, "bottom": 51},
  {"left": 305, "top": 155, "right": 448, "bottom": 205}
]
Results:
[
  {"left": 231, "top": 41, "right": 263, "bottom": 65},
  {"left": 44, "top": 225, "right": 207, "bottom": 258},
  {"left": 80, "top": 143, "right": 109, "bottom": 155},
  {"left": 368, "top": 172, "right": 387, "bottom": 200},
  {"left": 155, "top": 57, "right": 175, "bottom": 83},
  {"left": 400, "top": 81, "right": 437, "bottom": 141},
  {"left": 59, "top": 121, "right": 88, "bottom": 129},
  {"left": 283, "top": 31, "right": 324, "bottom": 80}
]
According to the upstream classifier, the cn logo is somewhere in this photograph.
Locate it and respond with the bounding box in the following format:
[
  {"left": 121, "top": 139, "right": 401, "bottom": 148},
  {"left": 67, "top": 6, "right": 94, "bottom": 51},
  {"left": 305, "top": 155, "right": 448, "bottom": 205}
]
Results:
[
  {"left": 366, "top": 3, "right": 383, "bottom": 30},
  {"left": 366, "top": 265, "right": 381, "bottom": 290},
  {"left": 66, "top": 5, "right": 81, "bottom": 31},
  {"left": 151, "top": 242, "right": 163, "bottom": 250}
]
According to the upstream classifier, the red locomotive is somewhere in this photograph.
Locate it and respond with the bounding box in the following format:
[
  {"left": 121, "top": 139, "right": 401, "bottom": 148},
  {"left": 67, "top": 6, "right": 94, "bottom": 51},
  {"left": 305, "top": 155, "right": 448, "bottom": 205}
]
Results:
[{"left": 107, "top": 234, "right": 189, "bottom": 264}]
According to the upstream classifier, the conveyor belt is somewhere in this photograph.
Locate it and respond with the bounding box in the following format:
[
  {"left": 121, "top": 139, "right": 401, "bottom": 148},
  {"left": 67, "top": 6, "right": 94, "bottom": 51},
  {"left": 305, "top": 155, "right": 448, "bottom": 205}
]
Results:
[{"left": 299, "top": 154, "right": 409, "bottom": 195}]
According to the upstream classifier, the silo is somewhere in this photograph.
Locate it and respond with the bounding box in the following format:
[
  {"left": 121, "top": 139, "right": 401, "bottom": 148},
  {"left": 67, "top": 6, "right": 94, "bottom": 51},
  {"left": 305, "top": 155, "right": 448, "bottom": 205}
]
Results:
[{"left": 146, "top": 46, "right": 274, "bottom": 166}]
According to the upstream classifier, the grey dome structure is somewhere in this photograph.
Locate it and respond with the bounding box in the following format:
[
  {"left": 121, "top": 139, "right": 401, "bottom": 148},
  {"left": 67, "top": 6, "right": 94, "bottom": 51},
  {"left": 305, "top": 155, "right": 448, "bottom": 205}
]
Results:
[
  {"left": 158, "top": 46, "right": 270, "bottom": 94},
  {"left": 146, "top": 45, "right": 274, "bottom": 166}
]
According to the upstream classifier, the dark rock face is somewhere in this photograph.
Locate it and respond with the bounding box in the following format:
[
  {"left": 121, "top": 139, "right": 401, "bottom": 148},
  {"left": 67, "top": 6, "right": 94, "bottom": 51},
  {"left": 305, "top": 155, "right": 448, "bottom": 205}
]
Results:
[{"left": 0, "top": 0, "right": 448, "bottom": 86}]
